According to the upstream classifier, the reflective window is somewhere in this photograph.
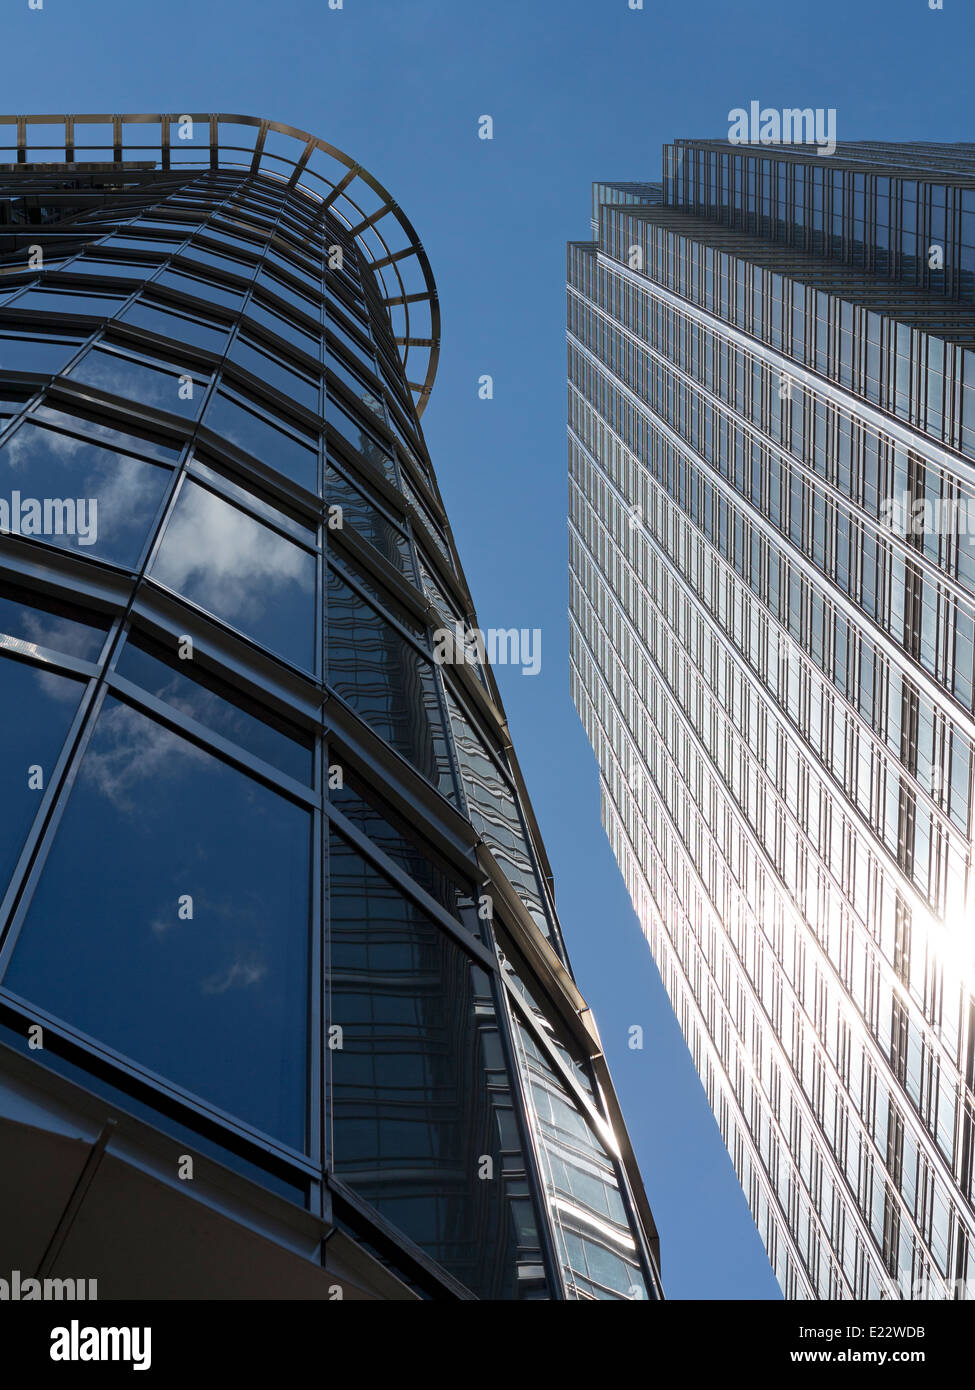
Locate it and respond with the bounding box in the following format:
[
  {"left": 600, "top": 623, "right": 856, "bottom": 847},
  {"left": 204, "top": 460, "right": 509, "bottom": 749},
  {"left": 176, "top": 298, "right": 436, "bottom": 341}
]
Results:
[
  {"left": 4, "top": 696, "right": 311, "bottom": 1148},
  {"left": 150, "top": 478, "right": 316, "bottom": 670},
  {"left": 512, "top": 1018, "right": 648, "bottom": 1300},
  {"left": 179, "top": 247, "right": 257, "bottom": 280},
  {"left": 184, "top": 243, "right": 257, "bottom": 278},
  {"left": 227, "top": 336, "right": 320, "bottom": 413},
  {"left": 328, "top": 832, "right": 546, "bottom": 1297},
  {"left": 120, "top": 299, "right": 230, "bottom": 354},
  {"left": 0, "top": 652, "right": 84, "bottom": 896},
  {"left": 96, "top": 235, "right": 183, "bottom": 255},
  {"left": 8, "top": 288, "right": 127, "bottom": 317},
  {"left": 116, "top": 631, "right": 314, "bottom": 784},
  {"left": 202, "top": 390, "right": 318, "bottom": 492},
  {"left": 326, "top": 315, "right": 375, "bottom": 373},
  {"left": 0, "top": 581, "right": 109, "bottom": 664},
  {"left": 0, "top": 333, "right": 83, "bottom": 375},
  {"left": 67, "top": 345, "right": 207, "bottom": 419},
  {"left": 33, "top": 403, "right": 182, "bottom": 464},
  {"left": 257, "top": 269, "right": 321, "bottom": 320},
  {"left": 330, "top": 772, "right": 478, "bottom": 930},
  {"left": 444, "top": 688, "right": 551, "bottom": 940},
  {"left": 153, "top": 268, "right": 246, "bottom": 312},
  {"left": 0, "top": 419, "right": 171, "bottom": 567},
  {"left": 63, "top": 259, "right": 157, "bottom": 280},
  {"left": 326, "top": 350, "right": 385, "bottom": 423},
  {"left": 329, "top": 400, "right": 393, "bottom": 478},
  {"left": 246, "top": 300, "right": 321, "bottom": 361},
  {"left": 325, "top": 462, "right": 414, "bottom": 577},
  {"left": 0, "top": 393, "right": 31, "bottom": 417},
  {"left": 326, "top": 565, "right": 455, "bottom": 800}
]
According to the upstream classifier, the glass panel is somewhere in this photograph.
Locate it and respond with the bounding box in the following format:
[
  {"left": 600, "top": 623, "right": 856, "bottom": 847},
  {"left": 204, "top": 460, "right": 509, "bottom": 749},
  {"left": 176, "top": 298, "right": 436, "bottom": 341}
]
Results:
[
  {"left": 0, "top": 420, "right": 171, "bottom": 567},
  {"left": 227, "top": 336, "right": 320, "bottom": 413},
  {"left": 153, "top": 268, "right": 246, "bottom": 312},
  {"left": 8, "top": 288, "right": 126, "bottom": 317},
  {"left": 246, "top": 300, "right": 321, "bottom": 361},
  {"left": 0, "top": 653, "right": 83, "bottom": 896},
  {"left": 150, "top": 478, "right": 316, "bottom": 670},
  {"left": 4, "top": 696, "right": 311, "bottom": 1148},
  {"left": 116, "top": 632, "right": 314, "bottom": 784},
  {"left": 0, "top": 581, "right": 109, "bottom": 663},
  {"left": 325, "top": 462, "right": 414, "bottom": 577},
  {"left": 96, "top": 235, "right": 183, "bottom": 255},
  {"left": 33, "top": 403, "right": 182, "bottom": 464},
  {"left": 0, "top": 334, "right": 83, "bottom": 375},
  {"left": 326, "top": 565, "right": 454, "bottom": 800},
  {"left": 120, "top": 299, "right": 230, "bottom": 354},
  {"left": 67, "top": 346, "right": 207, "bottom": 419},
  {"left": 330, "top": 772, "right": 478, "bottom": 930},
  {"left": 202, "top": 390, "right": 318, "bottom": 492},
  {"left": 444, "top": 688, "right": 551, "bottom": 940},
  {"left": 329, "top": 399, "right": 393, "bottom": 477},
  {"left": 64, "top": 259, "right": 157, "bottom": 280},
  {"left": 182, "top": 244, "right": 257, "bottom": 279},
  {"left": 326, "top": 315, "right": 376, "bottom": 373},
  {"left": 257, "top": 269, "right": 321, "bottom": 320},
  {"left": 326, "top": 350, "right": 385, "bottom": 422},
  {"left": 328, "top": 832, "right": 547, "bottom": 1298},
  {"left": 512, "top": 1016, "right": 648, "bottom": 1301}
]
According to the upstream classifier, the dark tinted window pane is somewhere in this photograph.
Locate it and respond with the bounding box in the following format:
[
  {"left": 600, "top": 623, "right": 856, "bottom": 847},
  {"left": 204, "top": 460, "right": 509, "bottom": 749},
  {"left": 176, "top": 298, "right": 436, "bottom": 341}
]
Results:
[
  {"left": 327, "top": 316, "right": 375, "bottom": 372},
  {"left": 0, "top": 582, "right": 109, "bottom": 663},
  {"left": 257, "top": 270, "right": 321, "bottom": 319},
  {"left": 9, "top": 288, "right": 126, "bottom": 317},
  {"left": 0, "top": 334, "right": 83, "bottom": 375},
  {"left": 182, "top": 246, "right": 257, "bottom": 279},
  {"left": 0, "top": 420, "right": 171, "bottom": 567},
  {"left": 33, "top": 403, "right": 182, "bottom": 464},
  {"left": 329, "top": 401, "right": 393, "bottom": 477},
  {"left": 202, "top": 391, "right": 318, "bottom": 492},
  {"left": 151, "top": 479, "right": 316, "bottom": 670},
  {"left": 246, "top": 300, "right": 321, "bottom": 360},
  {"left": 326, "top": 351, "right": 385, "bottom": 422},
  {"left": 67, "top": 347, "right": 207, "bottom": 419},
  {"left": 64, "top": 259, "right": 156, "bottom": 280},
  {"left": 329, "top": 833, "right": 544, "bottom": 1297},
  {"left": 4, "top": 697, "right": 311, "bottom": 1148},
  {"left": 330, "top": 774, "right": 477, "bottom": 929},
  {"left": 326, "top": 566, "right": 454, "bottom": 799},
  {"left": 325, "top": 463, "right": 414, "bottom": 577},
  {"left": 116, "top": 634, "right": 313, "bottom": 784},
  {"left": 444, "top": 688, "right": 551, "bottom": 940},
  {"left": 120, "top": 300, "right": 230, "bottom": 354},
  {"left": 97, "top": 236, "right": 182, "bottom": 255},
  {"left": 0, "top": 653, "right": 83, "bottom": 894},
  {"left": 154, "top": 269, "right": 246, "bottom": 312},
  {"left": 228, "top": 337, "right": 320, "bottom": 413}
]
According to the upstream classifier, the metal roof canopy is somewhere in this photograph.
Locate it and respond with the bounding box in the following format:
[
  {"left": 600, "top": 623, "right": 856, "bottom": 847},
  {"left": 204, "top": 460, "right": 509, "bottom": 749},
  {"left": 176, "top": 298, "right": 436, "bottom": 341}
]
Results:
[{"left": 0, "top": 112, "right": 440, "bottom": 416}]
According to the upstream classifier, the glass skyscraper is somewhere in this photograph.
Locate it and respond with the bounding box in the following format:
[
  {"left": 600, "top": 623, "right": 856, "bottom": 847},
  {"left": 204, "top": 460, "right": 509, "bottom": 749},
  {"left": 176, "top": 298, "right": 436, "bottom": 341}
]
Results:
[
  {"left": 0, "top": 111, "right": 661, "bottom": 1302},
  {"left": 569, "top": 140, "right": 975, "bottom": 1299}
]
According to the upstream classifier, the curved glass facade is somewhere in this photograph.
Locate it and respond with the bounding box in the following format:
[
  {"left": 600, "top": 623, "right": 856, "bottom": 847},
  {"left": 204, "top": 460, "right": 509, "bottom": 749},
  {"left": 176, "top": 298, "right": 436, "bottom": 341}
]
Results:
[{"left": 0, "top": 113, "right": 661, "bottom": 1301}]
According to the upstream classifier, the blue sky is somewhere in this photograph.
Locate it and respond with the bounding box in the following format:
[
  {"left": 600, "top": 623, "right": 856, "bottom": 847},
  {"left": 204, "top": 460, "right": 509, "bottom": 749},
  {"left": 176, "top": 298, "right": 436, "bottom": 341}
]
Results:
[{"left": 5, "top": 0, "right": 973, "bottom": 1298}]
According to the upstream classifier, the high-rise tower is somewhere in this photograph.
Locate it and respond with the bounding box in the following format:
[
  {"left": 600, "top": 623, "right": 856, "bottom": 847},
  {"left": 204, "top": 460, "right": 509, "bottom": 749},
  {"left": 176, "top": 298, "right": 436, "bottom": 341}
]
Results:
[
  {"left": 0, "top": 112, "right": 661, "bottom": 1302},
  {"left": 569, "top": 140, "right": 975, "bottom": 1299}
]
